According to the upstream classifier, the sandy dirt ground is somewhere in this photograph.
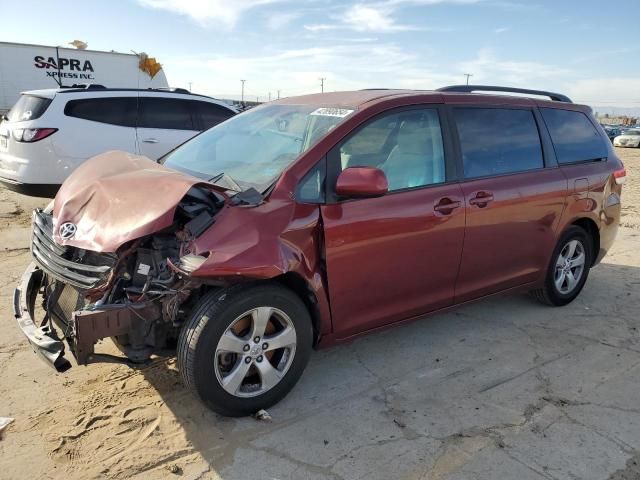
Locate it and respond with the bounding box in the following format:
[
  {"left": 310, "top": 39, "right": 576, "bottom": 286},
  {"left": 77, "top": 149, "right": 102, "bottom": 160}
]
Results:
[{"left": 0, "top": 148, "right": 639, "bottom": 480}]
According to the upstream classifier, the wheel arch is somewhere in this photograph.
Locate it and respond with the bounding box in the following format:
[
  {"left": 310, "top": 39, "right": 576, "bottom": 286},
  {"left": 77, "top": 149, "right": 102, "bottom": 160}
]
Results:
[
  {"left": 273, "top": 272, "right": 323, "bottom": 347},
  {"left": 570, "top": 217, "right": 600, "bottom": 266}
]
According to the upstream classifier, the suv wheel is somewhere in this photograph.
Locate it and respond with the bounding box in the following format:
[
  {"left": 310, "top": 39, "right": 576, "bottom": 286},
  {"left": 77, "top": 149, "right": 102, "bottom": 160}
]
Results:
[
  {"left": 177, "top": 284, "right": 313, "bottom": 416},
  {"left": 531, "top": 225, "right": 593, "bottom": 306}
]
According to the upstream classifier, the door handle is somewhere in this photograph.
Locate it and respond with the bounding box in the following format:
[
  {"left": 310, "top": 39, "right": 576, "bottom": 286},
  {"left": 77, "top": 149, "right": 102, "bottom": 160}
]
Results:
[
  {"left": 434, "top": 198, "right": 462, "bottom": 214},
  {"left": 142, "top": 138, "right": 159, "bottom": 144},
  {"left": 469, "top": 191, "right": 494, "bottom": 207}
]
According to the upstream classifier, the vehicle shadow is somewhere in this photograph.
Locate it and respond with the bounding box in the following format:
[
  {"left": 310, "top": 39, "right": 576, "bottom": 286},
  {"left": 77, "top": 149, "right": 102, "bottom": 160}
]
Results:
[{"left": 138, "top": 260, "right": 640, "bottom": 478}]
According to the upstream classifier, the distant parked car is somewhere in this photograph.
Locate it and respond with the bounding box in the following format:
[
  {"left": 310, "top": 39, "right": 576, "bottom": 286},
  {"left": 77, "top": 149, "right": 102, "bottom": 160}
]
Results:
[
  {"left": 0, "top": 87, "right": 237, "bottom": 197},
  {"left": 613, "top": 129, "right": 640, "bottom": 148},
  {"left": 602, "top": 126, "right": 622, "bottom": 143}
]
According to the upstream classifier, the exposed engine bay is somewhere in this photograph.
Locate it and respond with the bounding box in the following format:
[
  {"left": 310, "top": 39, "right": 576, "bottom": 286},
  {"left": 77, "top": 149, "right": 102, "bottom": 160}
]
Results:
[{"left": 28, "top": 185, "right": 225, "bottom": 369}]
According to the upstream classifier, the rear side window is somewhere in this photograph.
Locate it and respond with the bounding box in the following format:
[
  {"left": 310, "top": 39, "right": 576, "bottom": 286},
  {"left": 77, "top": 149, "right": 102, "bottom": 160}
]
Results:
[
  {"left": 8, "top": 95, "right": 52, "bottom": 122},
  {"left": 64, "top": 97, "right": 137, "bottom": 127},
  {"left": 138, "top": 98, "right": 195, "bottom": 130},
  {"left": 454, "top": 108, "right": 543, "bottom": 179},
  {"left": 540, "top": 108, "right": 607, "bottom": 164},
  {"left": 196, "top": 101, "right": 234, "bottom": 130}
]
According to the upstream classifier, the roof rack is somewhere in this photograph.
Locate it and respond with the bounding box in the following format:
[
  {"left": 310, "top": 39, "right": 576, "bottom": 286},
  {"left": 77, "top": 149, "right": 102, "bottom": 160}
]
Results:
[
  {"left": 56, "top": 87, "right": 212, "bottom": 99},
  {"left": 152, "top": 87, "right": 191, "bottom": 94},
  {"left": 437, "top": 85, "right": 572, "bottom": 103}
]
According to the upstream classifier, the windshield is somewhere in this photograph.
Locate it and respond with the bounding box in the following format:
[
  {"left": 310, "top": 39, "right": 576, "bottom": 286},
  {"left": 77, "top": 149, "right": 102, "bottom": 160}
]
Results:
[
  {"left": 625, "top": 130, "right": 640, "bottom": 136},
  {"left": 162, "top": 104, "right": 354, "bottom": 192}
]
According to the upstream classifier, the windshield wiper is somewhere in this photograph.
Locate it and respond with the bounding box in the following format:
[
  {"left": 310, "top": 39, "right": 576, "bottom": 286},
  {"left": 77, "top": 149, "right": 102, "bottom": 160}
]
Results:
[{"left": 206, "top": 172, "right": 242, "bottom": 192}]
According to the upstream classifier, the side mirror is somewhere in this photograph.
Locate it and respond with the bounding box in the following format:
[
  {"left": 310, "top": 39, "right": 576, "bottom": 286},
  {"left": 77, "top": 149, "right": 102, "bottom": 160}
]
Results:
[{"left": 335, "top": 167, "right": 388, "bottom": 198}]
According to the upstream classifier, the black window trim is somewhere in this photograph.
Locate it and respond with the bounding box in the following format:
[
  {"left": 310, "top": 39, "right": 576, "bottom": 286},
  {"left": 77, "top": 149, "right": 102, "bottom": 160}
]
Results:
[
  {"left": 448, "top": 104, "right": 551, "bottom": 183},
  {"left": 538, "top": 106, "right": 609, "bottom": 166},
  {"left": 294, "top": 155, "right": 327, "bottom": 204},
  {"left": 324, "top": 104, "right": 456, "bottom": 204}
]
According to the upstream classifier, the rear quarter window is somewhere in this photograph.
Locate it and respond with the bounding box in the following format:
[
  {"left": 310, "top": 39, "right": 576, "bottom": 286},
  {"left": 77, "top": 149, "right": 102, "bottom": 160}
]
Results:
[
  {"left": 196, "top": 101, "right": 234, "bottom": 130},
  {"left": 8, "top": 95, "right": 52, "bottom": 122},
  {"left": 138, "top": 97, "right": 195, "bottom": 130},
  {"left": 64, "top": 97, "right": 137, "bottom": 127},
  {"left": 540, "top": 108, "right": 607, "bottom": 164}
]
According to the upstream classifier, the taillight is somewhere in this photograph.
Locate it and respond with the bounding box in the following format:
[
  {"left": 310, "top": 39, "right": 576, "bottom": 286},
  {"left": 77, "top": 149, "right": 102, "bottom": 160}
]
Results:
[
  {"left": 13, "top": 128, "right": 57, "bottom": 142},
  {"left": 614, "top": 168, "right": 626, "bottom": 185}
]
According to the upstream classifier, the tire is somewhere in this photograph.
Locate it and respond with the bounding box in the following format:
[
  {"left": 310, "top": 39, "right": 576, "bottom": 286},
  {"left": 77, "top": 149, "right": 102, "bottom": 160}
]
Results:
[
  {"left": 177, "top": 283, "right": 313, "bottom": 416},
  {"left": 530, "top": 225, "right": 593, "bottom": 306}
]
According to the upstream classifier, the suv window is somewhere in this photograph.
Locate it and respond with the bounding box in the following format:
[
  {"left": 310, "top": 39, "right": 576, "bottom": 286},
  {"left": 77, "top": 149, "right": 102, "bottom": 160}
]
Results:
[
  {"left": 138, "top": 97, "right": 195, "bottom": 130},
  {"left": 8, "top": 95, "right": 52, "bottom": 122},
  {"left": 540, "top": 108, "right": 607, "bottom": 164},
  {"left": 64, "top": 97, "right": 136, "bottom": 127},
  {"left": 196, "top": 101, "right": 234, "bottom": 130},
  {"left": 339, "top": 108, "right": 445, "bottom": 192},
  {"left": 455, "top": 108, "right": 543, "bottom": 179}
]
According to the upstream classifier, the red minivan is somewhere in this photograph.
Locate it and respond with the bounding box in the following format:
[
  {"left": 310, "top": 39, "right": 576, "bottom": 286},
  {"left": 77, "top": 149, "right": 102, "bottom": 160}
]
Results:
[{"left": 14, "top": 86, "right": 625, "bottom": 416}]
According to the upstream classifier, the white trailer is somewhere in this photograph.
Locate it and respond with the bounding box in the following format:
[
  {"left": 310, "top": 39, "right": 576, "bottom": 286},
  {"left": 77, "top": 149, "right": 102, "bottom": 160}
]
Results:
[{"left": 0, "top": 41, "right": 169, "bottom": 113}]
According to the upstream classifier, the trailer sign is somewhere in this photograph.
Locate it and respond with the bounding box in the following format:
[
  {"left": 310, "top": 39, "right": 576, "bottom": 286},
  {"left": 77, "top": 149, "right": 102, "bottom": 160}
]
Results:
[{"left": 0, "top": 41, "right": 169, "bottom": 113}]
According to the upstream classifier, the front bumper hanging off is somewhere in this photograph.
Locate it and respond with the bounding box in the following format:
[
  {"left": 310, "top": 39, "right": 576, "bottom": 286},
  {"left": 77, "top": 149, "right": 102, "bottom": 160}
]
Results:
[
  {"left": 13, "top": 262, "right": 158, "bottom": 372},
  {"left": 13, "top": 263, "right": 71, "bottom": 372}
]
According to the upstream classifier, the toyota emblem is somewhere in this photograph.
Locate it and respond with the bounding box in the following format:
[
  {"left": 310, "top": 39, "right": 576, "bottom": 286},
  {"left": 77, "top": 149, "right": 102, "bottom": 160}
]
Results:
[{"left": 59, "top": 222, "right": 77, "bottom": 240}]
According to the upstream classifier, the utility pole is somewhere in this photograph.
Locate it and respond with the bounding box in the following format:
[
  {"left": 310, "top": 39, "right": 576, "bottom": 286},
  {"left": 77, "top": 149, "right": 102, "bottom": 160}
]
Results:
[
  {"left": 240, "top": 79, "right": 246, "bottom": 104},
  {"left": 268, "top": 92, "right": 271, "bottom": 102},
  {"left": 256, "top": 96, "right": 259, "bottom": 103},
  {"left": 319, "top": 77, "right": 326, "bottom": 93},
  {"left": 188, "top": 82, "right": 192, "bottom": 92},
  {"left": 464, "top": 73, "right": 473, "bottom": 85},
  {"left": 277, "top": 90, "right": 280, "bottom": 99}
]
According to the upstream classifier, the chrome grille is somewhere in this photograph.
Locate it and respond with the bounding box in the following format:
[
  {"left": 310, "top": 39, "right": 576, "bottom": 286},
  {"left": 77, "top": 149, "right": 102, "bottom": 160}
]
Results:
[{"left": 31, "top": 210, "right": 117, "bottom": 289}]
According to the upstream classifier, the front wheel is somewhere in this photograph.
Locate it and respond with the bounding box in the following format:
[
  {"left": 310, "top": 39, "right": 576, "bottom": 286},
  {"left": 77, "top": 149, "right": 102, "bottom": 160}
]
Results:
[
  {"left": 531, "top": 226, "right": 593, "bottom": 306},
  {"left": 177, "top": 284, "right": 313, "bottom": 416}
]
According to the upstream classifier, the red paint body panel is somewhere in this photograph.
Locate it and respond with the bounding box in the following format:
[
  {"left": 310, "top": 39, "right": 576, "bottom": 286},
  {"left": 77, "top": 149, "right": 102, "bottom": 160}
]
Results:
[
  {"left": 53, "top": 151, "right": 223, "bottom": 253},
  {"left": 454, "top": 169, "right": 567, "bottom": 303},
  {"left": 321, "top": 183, "right": 465, "bottom": 337}
]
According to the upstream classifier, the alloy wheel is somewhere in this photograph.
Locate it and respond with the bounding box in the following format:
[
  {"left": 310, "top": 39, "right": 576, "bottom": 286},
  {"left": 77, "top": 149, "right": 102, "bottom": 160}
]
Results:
[
  {"left": 214, "top": 306, "right": 297, "bottom": 398},
  {"left": 554, "top": 239, "right": 586, "bottom": 295}
]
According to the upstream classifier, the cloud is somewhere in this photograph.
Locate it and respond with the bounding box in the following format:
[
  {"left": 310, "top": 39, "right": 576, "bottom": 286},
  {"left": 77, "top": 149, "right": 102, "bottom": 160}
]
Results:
[
  {"left": 138, "top": 0, "right": 282, "bottom": 27},
  {"left": 494, "top": 26, "right": 509, "bottom": 33},
  {"left": 456, "top": 48, "right": 571, "bottom": 86},
  {"left": 305, "top": 3, "right": 423, "bottom": 33},
  {"left": 162, "top": 42, "right": 459, "bottom": 100},
  {"left": 266, "top": 11, "right": 300, "bottom": 30},
  {"left": 566, "top": 78, "right": 640, "bottom": 107}
]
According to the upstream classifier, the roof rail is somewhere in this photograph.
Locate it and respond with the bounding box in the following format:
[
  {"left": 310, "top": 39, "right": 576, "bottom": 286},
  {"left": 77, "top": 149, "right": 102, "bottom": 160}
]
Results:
[
  {"left": 152, "top": 87, "right": 191, "bottom": 94},
  {"left": 61, "top": 83, "right": 107, "bottom": 90},
  {"left": 437, "top": 85, "right": 572, "bottom": 103}
]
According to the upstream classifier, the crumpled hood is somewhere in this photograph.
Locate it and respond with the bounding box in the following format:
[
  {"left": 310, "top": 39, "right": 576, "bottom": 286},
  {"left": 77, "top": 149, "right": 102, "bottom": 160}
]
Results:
[{"left": 53, "top": 151, "right": 216, "bottom": 253}]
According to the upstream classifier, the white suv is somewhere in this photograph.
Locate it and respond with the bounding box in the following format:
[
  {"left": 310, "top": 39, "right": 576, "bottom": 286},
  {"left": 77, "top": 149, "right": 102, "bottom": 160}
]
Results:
[{"left": 0, "top": 87, "right": 237, "bottom": 197}]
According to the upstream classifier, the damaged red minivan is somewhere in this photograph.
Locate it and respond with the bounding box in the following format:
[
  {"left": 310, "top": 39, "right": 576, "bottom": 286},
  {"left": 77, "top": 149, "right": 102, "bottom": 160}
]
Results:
[{"left": 14, "top": 86, "right": 624, "bottom": 416}]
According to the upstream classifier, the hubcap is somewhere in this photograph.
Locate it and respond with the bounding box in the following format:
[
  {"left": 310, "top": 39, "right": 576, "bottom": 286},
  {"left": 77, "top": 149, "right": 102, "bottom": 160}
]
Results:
[
  {"left": 554, "top": 239, "right": 586, "bottom": 294},
  {"left": 214, "top": 307, "right": 297, "bottom": 398}
]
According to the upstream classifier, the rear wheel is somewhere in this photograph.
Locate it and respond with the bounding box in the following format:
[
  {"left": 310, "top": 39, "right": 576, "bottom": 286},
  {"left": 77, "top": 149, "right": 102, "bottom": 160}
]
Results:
[
  {"left": 531, "top": 226, "right": 593, "bottom": 306},
  {"left": 177, "top": 284, "right": 312, "bottom": 416}
]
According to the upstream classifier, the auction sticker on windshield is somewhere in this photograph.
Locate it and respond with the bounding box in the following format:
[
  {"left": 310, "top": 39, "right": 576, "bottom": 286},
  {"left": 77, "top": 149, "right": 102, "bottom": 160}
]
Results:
[{"left": 310, "top": 108, "right": 354, "bottom": 118}]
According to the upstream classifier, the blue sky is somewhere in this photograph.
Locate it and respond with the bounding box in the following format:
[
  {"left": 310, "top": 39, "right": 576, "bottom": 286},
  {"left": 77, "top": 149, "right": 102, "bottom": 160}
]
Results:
[{"left": 2, "top": 0, "right": 640, "bottom": 107}]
